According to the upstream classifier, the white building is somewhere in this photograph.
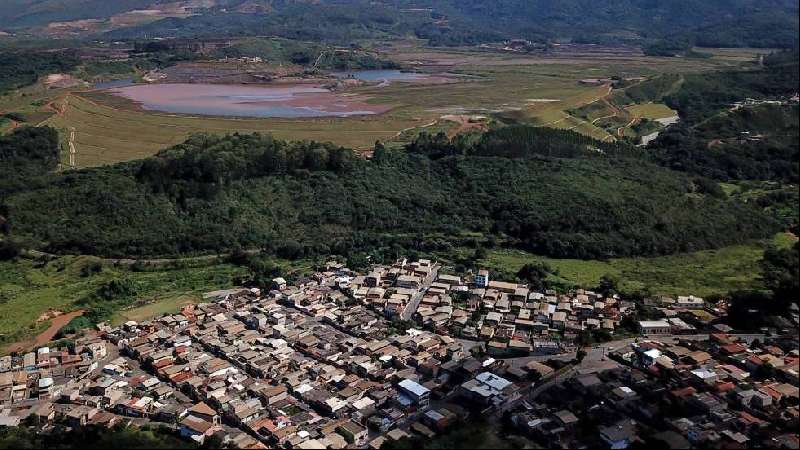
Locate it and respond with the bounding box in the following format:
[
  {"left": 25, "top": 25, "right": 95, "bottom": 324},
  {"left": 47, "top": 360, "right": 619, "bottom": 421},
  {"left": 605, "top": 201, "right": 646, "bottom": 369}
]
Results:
[
  {"left": 474, "top": 269, "right": 489, "bottom": 288},
  {"left": 638, "top": 320, "right": 671, "bottom": 335}
]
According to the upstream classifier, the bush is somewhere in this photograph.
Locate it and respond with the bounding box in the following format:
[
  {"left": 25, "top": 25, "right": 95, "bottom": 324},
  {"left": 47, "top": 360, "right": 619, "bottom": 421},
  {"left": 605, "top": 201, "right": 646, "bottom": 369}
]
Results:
[{"left": 0, "top": 239, "right": 20, "bottom": 261}]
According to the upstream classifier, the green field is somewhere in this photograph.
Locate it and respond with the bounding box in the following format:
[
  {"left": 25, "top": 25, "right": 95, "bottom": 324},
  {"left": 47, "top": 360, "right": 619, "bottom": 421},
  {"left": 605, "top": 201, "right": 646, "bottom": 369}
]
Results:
[
  {"left": 624, "top": 102, "right": 677, "bottom": 119},
  {"left": 479, "top": 233, "right": 797, "bottom": 297},
  {"left": 0, "top": 256, "right": 247, "bottom": 352},
  {"left": 113, "top": 294, "right": 197, "bottom": 324}
]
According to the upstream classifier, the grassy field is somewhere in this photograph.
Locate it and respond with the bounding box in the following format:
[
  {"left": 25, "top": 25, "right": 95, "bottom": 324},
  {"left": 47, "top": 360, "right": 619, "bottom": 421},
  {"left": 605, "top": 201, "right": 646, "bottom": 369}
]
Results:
[
  {"left": 41, "top": 93, "right": 423, "bottom": 167},
  {"left": 0, "top": 43, "right": 762, "bottom": 168},
  {"left": 624, "top": 102, "right": 677, "bottom": 119},
  {"left": 113, "top": 294, "right": 198, "bottom": 324},
  {"left": 0, "top": 256, "right": 247, "bottom": 352},
  {"left": 479, "top": 233, "right": 797, "bottom": 297}
]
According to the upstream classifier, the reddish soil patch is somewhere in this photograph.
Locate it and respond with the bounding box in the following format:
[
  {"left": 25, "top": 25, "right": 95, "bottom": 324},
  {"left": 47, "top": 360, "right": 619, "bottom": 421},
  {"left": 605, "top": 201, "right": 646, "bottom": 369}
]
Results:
[{"left": 4, "top": 310, "right": 84, "bottom": 354}]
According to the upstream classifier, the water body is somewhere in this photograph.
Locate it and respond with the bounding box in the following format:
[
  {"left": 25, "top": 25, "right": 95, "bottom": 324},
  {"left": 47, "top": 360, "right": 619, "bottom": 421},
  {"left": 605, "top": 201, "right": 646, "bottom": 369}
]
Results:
[
  {"left": 107, "top": 83, "right": 388, "bottom": 118},
  {"left": 333, "top": 69, "right": 426, "bottom": 83}
]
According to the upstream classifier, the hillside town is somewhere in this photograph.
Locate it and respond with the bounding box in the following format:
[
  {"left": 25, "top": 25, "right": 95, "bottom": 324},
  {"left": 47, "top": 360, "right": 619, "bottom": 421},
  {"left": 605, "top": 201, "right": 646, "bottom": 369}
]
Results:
[{"left": 0, "top": 258, "right": 798, "bottom": 448}]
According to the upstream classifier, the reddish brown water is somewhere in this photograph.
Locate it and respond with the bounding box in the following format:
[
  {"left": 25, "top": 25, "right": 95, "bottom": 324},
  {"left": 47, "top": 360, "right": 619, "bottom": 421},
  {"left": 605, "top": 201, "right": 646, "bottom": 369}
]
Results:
[{"left": 109, "top": 83, "right": 390, "bottom": 118}]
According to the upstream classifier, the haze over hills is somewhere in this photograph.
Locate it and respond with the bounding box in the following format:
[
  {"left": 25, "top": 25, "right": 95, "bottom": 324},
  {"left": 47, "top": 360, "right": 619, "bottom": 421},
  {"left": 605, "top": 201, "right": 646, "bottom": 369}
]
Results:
[{"left": 1, "top": 0, "right": 798, "bottom": 48}]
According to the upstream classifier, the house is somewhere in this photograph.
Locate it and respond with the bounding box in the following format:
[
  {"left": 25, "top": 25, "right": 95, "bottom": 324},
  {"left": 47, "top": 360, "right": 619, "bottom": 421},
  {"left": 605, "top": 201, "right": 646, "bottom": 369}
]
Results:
[
  {"left": 474, "top": 270, "right": 489, "bottom": 288},
  {"left": 675, "top": 296, "right": 704, "bottom": 309},
  {"left": 459, "top": 372, "right": 518, "bottom": 407},
  {"left": 525, "top": 361, "right": 554, "bottom": 379},
  {"left": 600, "top": 420, "right": 638, "bottom": 449},
  {"left": 180, "top": 415, "right": 217, "bottom": 445},
  {"left": 551, "top": 312, "right": 567, "bottom": 330},
  {"left": 396, "top": 275, "right": 422, "bottom": 290},
  {"left": 554, "top": 410, "right": 579, "bottom": 428},
  {"left": 31, "top": 402, "right": 55, "bottom": 425},
  {"left": 638, "top": 320, "right": 670, "bottom": 335},
  {"left": 187, "top": 402, "right": 220, "bottom": 425},
  {"left": 398, "top": 379, "right": 430, "bottom": 406},
  {"left": 65, "top": 405, "right": 99, "bottom": 428},
  {"left": 272, "top": 278, "right": 288, "bottom": 290},
  {"left": 337, "top": 420, "right": 368, "bottom": 444}
]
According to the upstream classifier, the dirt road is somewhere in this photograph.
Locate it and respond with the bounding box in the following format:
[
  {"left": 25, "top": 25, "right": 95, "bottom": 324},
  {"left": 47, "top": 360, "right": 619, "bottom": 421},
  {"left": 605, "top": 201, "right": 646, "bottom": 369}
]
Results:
[
  {"left": 4, "top": 310, "right": 84, "bottom": 354},
  {"left": 68, "top": 127, "right": 76, "bottom": 168}
]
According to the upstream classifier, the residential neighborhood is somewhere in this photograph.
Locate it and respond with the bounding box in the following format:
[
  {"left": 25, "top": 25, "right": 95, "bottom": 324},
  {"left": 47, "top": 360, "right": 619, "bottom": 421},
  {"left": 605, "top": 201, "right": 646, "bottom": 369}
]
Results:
[{"left": 0, "top": 258, "right": 797, "bottom": 449}]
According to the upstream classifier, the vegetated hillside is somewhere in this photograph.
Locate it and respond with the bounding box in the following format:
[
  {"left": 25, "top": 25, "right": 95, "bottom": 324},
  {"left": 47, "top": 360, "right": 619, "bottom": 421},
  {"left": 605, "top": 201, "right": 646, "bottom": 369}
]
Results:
[
  {"left": 663, "top": 50, "right": 800, "bottom": 124},
  {"left": 609, "top": 73, "right": 683, "bottom": 106},
  {"left": 0, "top": 126, "right": 61, "bottom": 197},
  {"left": 644, "top": 51, "right": 799, "bottom": 233},
  {"left": 90, "top": 0, "right": 800, "bottom": 48},
  {"left": 1, "top": 128, "right": 778, "bottom": 261},
  {"left": 0, "top": 0, "right": 166, "bottom": 28},
  {"left": 0, "top": 50, "right": 80, "bottom": 95},
  {"left": 650, "top": 50, "right": 799, "bottom": 183},
  {"left": 104, "top": 3, "right": 417, "bottom": 42},
  {"left": 397, "top": 0, "right": 800, "bottom": 47},
  {"left": 653, "top": 105, "right": 799, "bottom": 181}
]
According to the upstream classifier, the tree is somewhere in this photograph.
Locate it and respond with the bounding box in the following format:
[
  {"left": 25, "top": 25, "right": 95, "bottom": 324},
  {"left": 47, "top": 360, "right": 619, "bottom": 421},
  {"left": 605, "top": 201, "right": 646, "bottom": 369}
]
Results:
[
  {"left": 277, "top": 240, "right": 304, "bottom": 260},
  {"left": 575, "top": 330, "right": 594, "bottom": 347},
  {"left": 0, "top": 239, "right": 20, "bottom": 261},
  {"left": 727, "top": 290, "right": 773, "bottom": 330},
  {"left": 597, "top": 274, "right": 620, "bottom": 297},
  {"left": 372, "top": 140, "right": 387, "bottom": 164},
  {"left": 762, "top": 242, "right": 799, "bottom": 306},
  {"left": 516, "top": 262, "right": 554, "bottom": 291}
]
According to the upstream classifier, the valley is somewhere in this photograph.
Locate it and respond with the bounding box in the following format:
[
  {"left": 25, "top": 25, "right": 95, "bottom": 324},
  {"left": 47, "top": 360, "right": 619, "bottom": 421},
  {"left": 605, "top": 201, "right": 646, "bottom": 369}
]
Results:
[{"left": 0, "top": 2, "right": 797, "bottom": 448}]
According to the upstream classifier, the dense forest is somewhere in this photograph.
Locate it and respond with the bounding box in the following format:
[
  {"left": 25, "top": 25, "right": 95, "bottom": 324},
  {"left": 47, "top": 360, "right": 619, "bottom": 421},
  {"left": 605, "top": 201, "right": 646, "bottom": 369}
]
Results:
[
  {"left": 727, "top": 240, "right": 799, "bottom": 330},
  {"left": 406, "top": 126, "right": 641, "bottom": 160},
  {"left": 0, "top": 125, "right": 778, "bottom": 263},
  {"left": 0, "top": 126, "right": 60, "bottom": 196},
  {"left": 0, "top": 50, "right": 80, "bottom": 95}
]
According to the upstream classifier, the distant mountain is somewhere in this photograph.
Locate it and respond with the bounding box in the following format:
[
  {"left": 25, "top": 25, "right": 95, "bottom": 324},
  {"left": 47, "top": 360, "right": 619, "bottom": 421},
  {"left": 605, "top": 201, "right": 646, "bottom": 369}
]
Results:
[
  {"left": 1, "top": 0, "right": 798, "bottom": 49},
  {"left": 390, "top": 0, "right": 800, "bottom": 46},
  {"left": 0, "top": 0, "right": 161, "bottom": 28}
]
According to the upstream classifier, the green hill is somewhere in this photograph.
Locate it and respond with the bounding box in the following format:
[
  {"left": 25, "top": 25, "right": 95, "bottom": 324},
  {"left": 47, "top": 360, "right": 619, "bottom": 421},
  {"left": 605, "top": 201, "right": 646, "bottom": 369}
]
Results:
[{"left": 1, "top": 127, "right": 778, "bottom": 262}]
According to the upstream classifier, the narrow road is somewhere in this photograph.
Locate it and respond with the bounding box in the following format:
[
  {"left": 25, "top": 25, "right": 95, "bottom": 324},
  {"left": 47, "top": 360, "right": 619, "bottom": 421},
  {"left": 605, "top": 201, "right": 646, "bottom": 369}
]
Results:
[
  {"left": 400, "top": 264, "right": 440, "bottom": 321},
  {"left": 68, "top": 127, "right": 76, "bottom": 168},
  {"left": 498, "top": 332, "right": 766, "bottom": 414},
  {"left": 3, "top": 310, "right": 85, "bottom": 354}
]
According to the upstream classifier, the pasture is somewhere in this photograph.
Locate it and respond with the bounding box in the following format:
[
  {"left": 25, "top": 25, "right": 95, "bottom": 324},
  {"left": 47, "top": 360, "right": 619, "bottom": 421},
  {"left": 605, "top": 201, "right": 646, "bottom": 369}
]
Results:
[{"left": 478, "top": 233, "right": 797, "bottom": 297}]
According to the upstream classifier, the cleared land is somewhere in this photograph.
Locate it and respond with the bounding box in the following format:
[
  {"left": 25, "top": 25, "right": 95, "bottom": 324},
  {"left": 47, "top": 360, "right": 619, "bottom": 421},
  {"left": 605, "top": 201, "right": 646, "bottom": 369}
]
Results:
[
  {"left": 2, "top": 44, "right": 766, "bottom": 168},
  {"left": 41, "top": 93, "right": 423, "bottom": 167},
  {"left": 624, "top": 102, "right": 678, "bottom": 119},
  {"left": 0, "top": 256, "right": 247, "bottom": 354}
]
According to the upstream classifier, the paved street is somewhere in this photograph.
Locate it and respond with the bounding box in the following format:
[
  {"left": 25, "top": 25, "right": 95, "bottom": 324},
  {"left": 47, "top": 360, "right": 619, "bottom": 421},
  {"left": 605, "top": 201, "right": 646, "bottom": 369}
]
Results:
[{"left": 400, "top": 264, "right": 440, "bottom": 321}]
